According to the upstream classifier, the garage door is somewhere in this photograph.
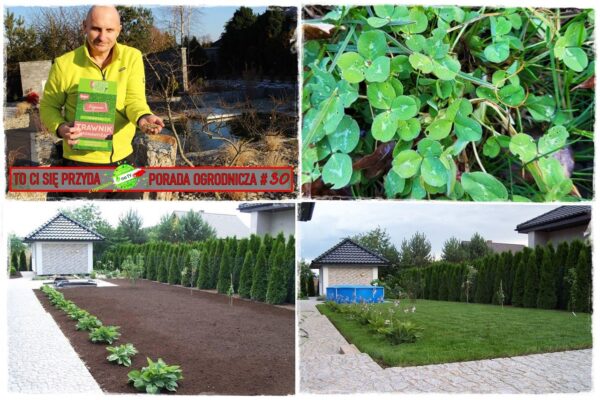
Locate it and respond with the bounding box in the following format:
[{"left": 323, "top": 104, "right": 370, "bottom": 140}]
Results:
[{"left": 41, "top": 243, "right": 88, "bottom": 275}]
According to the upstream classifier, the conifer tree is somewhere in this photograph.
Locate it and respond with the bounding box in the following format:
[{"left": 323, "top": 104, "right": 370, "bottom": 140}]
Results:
[
  {"left": 438, "top": 267, "right": 449, "bottom": 301},
  {"left": 522, "top": 248, "right": 540, "bottom": 308},
  {"left": 196, "top": 250, "right": 211, "bottom": 289},
  {"left": 157, "top": 253, "right": 169, "bottom": 282},
  {"left": 573, "top": 245, "right": 592, "bottom": 313},
  {"left": 284, "top": 235, "right": 296, "bottom": 303},
  {"left": 217, "top": 243, "right": 233, "bottom": 294},
  {"left": 266, "top": 246, "right": 287, "bottom": 304},
  {"left": 19, "top": 250, "right": 27, "bottom": 271},
  {"left": 209, "top": 240, "right": 224, "bottom": 289},
  {"left": 238, "top": 250, "right": 254, "bottom": 298},
  {"left": 251, "top": 244, "right": 269, "bottom": 302},
  {"left": 537, "top": 246, "right": 557, "bottom": 309},
  {"left": 554, "top": 241, "right": 570, "bottom": 310},
  {"left": 233, "top": 239, "right": 249, "bottom": 292}
]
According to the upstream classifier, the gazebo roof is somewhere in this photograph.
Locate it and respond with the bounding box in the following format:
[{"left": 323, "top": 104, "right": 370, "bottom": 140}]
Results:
[
  {"left": 24, "top": 213, "right": 104, "bottom": 242},
  {"left": 311, "top": 238, "right": 390, "bottom": 267}
]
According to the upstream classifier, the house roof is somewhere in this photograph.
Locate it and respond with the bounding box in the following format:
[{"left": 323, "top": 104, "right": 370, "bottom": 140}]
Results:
[
  {"left": 24, "top": 213, "right": 104, "bottom": 242},
  {"left": 173, "top": 211, "right": 249, "bottom": 238},
  {"left": 311, "top": 238, "right": 390, "bottom": 267},
  {"left": 516, "top": 206, "right": 591, "bottom": 233},
  {"left": 298, "top": 202, "right": 315, "bottom": 221},
  {"left": 238, "top": 203, "right": 295, "bottom": 213}
]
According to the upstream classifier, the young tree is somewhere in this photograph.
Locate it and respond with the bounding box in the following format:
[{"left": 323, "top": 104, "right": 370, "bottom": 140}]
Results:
[
  {"left": 441, "top": 237, "right": 468, "bottom": 263},
  {"left": 217, "top": 243, "right": 232, "bottom": 294},
  {"left": 349, "top": 226, "right": 401, "bottom": 276},
  {"left": 196, "top": 249, "right": 211, "bottom": 289},
  {"left": 238, "top": 250, "right": 254, "bottom": 299},
  {"left": 250, "top": 244, "right": 269, "bottom": 302},
  {"left": 522, "top": 248, "right": 540, "bottom": 308},
  {"left": 537, "top": 246, "right": 557, "bottom": 309},
  {"left": 232, "top": 239, "right": 249, "bottom": 292},
  {"left": 19, "top": 250, "right": 28, "bottom": 272},
  {"left": 117, "top": 209, "right": 147, "bottom": 244},
  {"left": 209, "top": 240, "right": 224, "bottom": 289},
  {"left": 122, "top": 254, "right": 144, "bottom": 285},
  {"left": 512, "top": 257, "right": 526, "bottom": 307},
  {"left": 562, "top": 240, "right": 584, "bottom": 310},
  {"left": 157, "top": 253, "right": 169, "bottom": 283},
  {"left": 554, "top": 241, "right": 570, "bottom": 310},
  {"left": 399, "top": 232, "right": 432, "bottom": 268},
  {"left": 573, "top": 245, "right": 592, "bottom": 313},
  {"left": 284, "top": 235, "right": 296, "bottom": 303},
  {"left": 266, "top": 246, "right": 287, "bottom": 304}
]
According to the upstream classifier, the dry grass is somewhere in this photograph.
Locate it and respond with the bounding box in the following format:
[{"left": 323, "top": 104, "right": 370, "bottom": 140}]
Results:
[
  {"left": 263, "top": 151, "right": 288, "bottom": 166},
  {"left": 264, "top": 133, "right": 285, "bottom": 152},
  {"left": 234, "top": 147, "right": 259, "bottom": 166},
  {"left": 15, "top": 101, "right": 32, "bottom": 117}
]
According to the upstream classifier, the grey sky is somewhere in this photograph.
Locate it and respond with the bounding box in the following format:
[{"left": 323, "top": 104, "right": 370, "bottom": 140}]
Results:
[
  {"left": 299, "top": 202, "right": 559, "bottom": 262},
  {"left": 3, "top": 201, "right": 251, "bottom": 237}
]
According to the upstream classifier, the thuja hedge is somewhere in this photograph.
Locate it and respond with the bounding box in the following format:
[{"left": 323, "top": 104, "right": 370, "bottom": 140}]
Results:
[
  {"left": 99, "top": 233, "right": 295, "bottom": 305},
  {"left": 398, "top": 240, "right": 591, "bottom": 312}
]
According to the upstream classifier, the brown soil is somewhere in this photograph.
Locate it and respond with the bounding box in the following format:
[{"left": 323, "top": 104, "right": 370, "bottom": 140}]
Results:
[{"left": 34, "top": 279, "right": 295, "bottom": 395}]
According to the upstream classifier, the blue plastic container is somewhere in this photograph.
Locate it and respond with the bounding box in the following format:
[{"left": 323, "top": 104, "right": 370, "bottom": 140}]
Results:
[{"left": 326, "top": 285, "right": 385, "bottom": 304}]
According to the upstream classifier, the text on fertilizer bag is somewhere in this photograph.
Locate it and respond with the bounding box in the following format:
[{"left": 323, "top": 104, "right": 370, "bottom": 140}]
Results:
[{"left": 9, "top": 167, "right": 295, "bottom": 192}]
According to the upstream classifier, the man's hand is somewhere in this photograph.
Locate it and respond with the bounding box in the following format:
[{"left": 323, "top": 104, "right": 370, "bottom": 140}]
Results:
[
  {"left": 57, "top": 122, "right": 83, "bottom": 146},
  {"left": 138, "top": 114, "right": 165, "bottom": 135}
]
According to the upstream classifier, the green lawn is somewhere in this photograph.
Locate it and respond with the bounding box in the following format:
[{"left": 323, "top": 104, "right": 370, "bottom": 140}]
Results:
[{"left": 317, "top": 300, "right": 592, "bottom": 367}]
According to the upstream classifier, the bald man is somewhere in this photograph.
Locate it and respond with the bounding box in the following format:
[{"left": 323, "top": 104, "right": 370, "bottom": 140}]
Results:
[{"left": 40, "top": 5, "right": 164, "bottom": 173}]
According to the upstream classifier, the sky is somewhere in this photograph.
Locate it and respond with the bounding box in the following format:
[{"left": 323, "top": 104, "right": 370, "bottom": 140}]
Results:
[
  {"left": 6, "top": 5, "right": 267, "bottom": 44},
  {"left": 3, "top": 201, "right": 252, "bottom": 237},
  {"left": 299, "top": 202, "right": 559, "bottom": 262}
]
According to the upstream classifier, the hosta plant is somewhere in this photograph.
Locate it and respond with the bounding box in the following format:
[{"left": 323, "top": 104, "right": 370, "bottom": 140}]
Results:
[
  {"left": 68, "top": 308, "right": 90, "bottom": 321},
  {"left": 380, "top": 321, "right": 423, "bottom": 344},
  {"left": 128, "top": 358, "right": 184, "bottom": 394},
  {"left": 89, "top": 325, "right": 121, "bottom": 344},
  {"left": 106, "top": 343, "right": 138, "bottom": 367},
  {"left": 302, "top": 6, "right": 594, "bottom": 201},
  {"left": 76, "top": 315, "right": 103, "bottom": 331}
]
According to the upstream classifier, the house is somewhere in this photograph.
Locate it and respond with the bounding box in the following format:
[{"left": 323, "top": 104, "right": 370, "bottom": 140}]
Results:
[
  {"left": 24, "top": 213, "right": 104, "bottom": 275},
  {"left": 311, "top": 239, "right": 390, "bottom": 296},
  {"left": 516, "top": 206, "right": 591, "bottom": 247},
  {"left": 238, "top": 203, "right": 295, "bottom": 236},
  {"left": 173, "top": 210, "right": 249, "bottom": 238}
]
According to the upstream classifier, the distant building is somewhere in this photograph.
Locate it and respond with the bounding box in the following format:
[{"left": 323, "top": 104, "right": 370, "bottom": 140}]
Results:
[
  {"left": 24, "top": 213, "right": 104, "bottom": 275},
  {"left": 311, "top": 239, "right": 390, "bottom": 296},
  {"left": 516, "top": 206, "right": 591, "bottom": 247},
  {"left": 173, "top": 210, "right": 249, "bottom": 238},
  {"left": 461, "top": 240, "right": 525, "bottom": 254},
  {"left": 238, "top": 203, "right": 295, "bottom": 236}
]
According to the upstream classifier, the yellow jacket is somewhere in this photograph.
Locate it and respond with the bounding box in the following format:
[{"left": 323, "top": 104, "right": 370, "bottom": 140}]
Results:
[{"left": 40, "top": 43, "right": 152, "bottom": 164}]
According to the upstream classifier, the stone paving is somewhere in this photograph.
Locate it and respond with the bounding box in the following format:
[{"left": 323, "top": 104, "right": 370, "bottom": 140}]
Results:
[
  {"left": 299, "top": 299, "right": 592, "bottom": 394},
  {"left": 7, "top": 274, "right": 115, "bottom": 394}
]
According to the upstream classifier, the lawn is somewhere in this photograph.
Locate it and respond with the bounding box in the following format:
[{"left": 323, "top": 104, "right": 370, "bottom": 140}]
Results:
[
  {"left": 35, "top": 279, "right": 294, "bottom": 395},
  {"left": 317, "top": 300, "right": 592, "bottom": 367}
]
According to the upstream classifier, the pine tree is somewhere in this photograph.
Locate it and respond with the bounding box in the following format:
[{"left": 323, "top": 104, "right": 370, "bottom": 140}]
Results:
[
  {"left": 251, "top": 244, "right": 269, "bottom": 302},
  {"left": 573, "top": 245, "right": 592, "bottom": 313},
  {"left": 266, "top": 246, "right": 287, "bottom": 304},
  {"left": 217, "top": 243, "right": 233, "bottom": 294},
  {"left": 285, "top": 235, "right": 296, "bottom": 303},
  {"left": 238, "top": 250, "right": 254, "bottom": 298},
  {"left": 522, "top": 248, "right": 540, "bottom": 308},
  {"left": 554, "top": 241, "right": 570, "bottom": 310},
  {"left": 196, "top": 250, "right": 210, "bottom": 289},
  {"left": 511, "top": 258, "right": 525, "bottom": 307},
  {"left": 537, "top": 246, "right": 557, "bottom": 309}
]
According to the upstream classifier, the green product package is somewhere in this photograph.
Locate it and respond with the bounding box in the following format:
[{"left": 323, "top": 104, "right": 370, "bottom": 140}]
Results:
[{"left": 73, "top": 78, "right": 118, "bottom": 151}]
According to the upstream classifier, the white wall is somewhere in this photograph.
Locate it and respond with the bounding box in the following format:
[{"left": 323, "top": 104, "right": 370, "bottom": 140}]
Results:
[
  {"left": 528, "top": 226, "right": 586, "bottom": 247},
  {"left": 251, "top": 209, "right": 295, "bottom": 236}
]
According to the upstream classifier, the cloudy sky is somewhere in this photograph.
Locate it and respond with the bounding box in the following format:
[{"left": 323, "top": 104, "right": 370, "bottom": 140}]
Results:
[
  {"left": 3, "top": 201, "right": 252, "bottom": 237},
  {"left": 300, "top": 202, "right": 559, "bottom": 262}
]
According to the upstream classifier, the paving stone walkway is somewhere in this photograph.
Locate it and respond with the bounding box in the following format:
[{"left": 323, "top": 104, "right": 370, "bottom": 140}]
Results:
[
  {"left": 299, "top": 299, "right": 592, "bottom": 394},
  {"left": 7, "top": 275, "right": 113, "bottom": 394}
]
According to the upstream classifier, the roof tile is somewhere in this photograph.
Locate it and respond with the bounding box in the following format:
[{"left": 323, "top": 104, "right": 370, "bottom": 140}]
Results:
[{"left": 312, "top": 239, "right": 389, "bottom": 266}]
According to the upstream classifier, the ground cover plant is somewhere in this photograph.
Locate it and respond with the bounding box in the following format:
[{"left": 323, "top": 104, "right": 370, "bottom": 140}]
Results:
[
  {"left": 302, "top": 6, "right": 594, "bottom": 200},
  {"left": 318, "top": 299, "right": 591, "bottom": 367},
  {"left": 128, "top": 357, "right": 184, "bottom": 394},
  {"left": 34, "top": 280, "right": 294, "bottom": 395}
]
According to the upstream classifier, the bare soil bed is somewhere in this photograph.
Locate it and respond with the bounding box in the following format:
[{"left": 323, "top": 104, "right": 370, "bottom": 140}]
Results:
[{"left": 35, "top": 279, "right": 294, "bottom": 395}]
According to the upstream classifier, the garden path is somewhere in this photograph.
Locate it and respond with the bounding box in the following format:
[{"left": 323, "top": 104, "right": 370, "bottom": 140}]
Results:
[
  {"left": 299, "top": 299, "right": 592, "bottom": 394},
  {"left": 7, "top": 275, "right": 114, "bottom": 393}
]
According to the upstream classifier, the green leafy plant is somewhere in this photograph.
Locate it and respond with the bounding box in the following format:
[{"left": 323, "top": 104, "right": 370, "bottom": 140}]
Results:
[
  {"left": 128, "top": 357, "right": 184, "bottom": 394},
  {"left": 66, "top": 306, "right": 89, "bottom": 321},
  {"left": 106, "top": 343, "right": 138, "bottom": 367},
  {"left": 381, "top": 321, "right": 423, "bottom": 344},
  {"left": 89, "top": 325, "right": 121, "bottom": 344},
  {"left": 303, "top": 6, "right": 593, "bottom": 201},
  {"left": 76, "top": 315, "right": 103, "bottom": 331}
]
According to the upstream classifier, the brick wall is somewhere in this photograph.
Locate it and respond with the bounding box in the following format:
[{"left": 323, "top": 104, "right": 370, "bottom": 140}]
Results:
[
  {"left": 329, "top": 267, "right": 374, "bottom": 286},
  {"left": 41, "top": 243, "right": 89, "bottom": 275}
]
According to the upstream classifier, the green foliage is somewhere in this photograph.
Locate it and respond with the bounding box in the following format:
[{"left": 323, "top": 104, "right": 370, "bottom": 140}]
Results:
[
  {"left": 156, "top": 253, "right": 169, "bottom": 283},
  {"left": 107, "top": 343, "right": 138, "bottom": 367},
  {"left": 537, "top": 248, "right": 557, "bottom": 309},
  {"left": 266, "top": 246, "right": 287, "bottom": 304},
  {"left": 399, "top": 232, "right": 432, "bottom": 268},
  {"left": 572, "top": 246, "right": 592, "bottom": 313},
  {"left": 122, "top": 255, "right": 144, "bottom": 285},
  {"left": 196, "top": 249, "right": 211, "bottom": 289},
  {"left": 128, "top": 358, "right": 183, "bottom": 394},
  {"left": 216, "top": 243, "right": 233, "bottom": 294},
  {"left": 522, "top": 247, "right": 541, "bottom": 308},
  {"left": 299, "top": 259, "right": 316, "bottom": 298},
  {"left": 89, "top": 325, "right": 121, "bottom": 344},
  {"left": 18, "top": 250, "right": 27, "bottom": 272},
  {"left": 76, "top": 315, "right": 103, "bottom": 331},
  {"left": 250, "top": 244, "right": 269, "bottom": 302},
  {"left": 238, "top": 250, "right": 254, "bottom": 299},
  {"left": 382, "top": 321, "right": 423, "bottom": 344},
  {"left": 232, "top": 239, "right": 248, "bottom": 292},
  {"left": 303, "top": 6, "right": 593, "bottom": 201},
  {"left": 67, "top": 307, "right": 90, "bottom": 321},
  {"left": 511, "top": 257, "right": 526, "bottom": 307},
  {"left": 349, "top": 227, "right": 400, "bottom": 276}
]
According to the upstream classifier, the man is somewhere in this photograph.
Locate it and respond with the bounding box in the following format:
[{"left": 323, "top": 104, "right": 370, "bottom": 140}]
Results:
[{"left": 40, "top": 5, "right": 164, "bottom": 197}]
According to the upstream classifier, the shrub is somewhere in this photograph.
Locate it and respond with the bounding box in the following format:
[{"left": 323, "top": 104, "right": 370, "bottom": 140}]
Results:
[
  {"left": 128, "top": 357, "right": 183, "bottom": 394},
  {"left": 76, "top": 315, "right": 103, "bottom": 331},
  {"left": 266, "top": 247, "right": 287, "bottom": 304},
  {"left": 237, "top": 250, "right": 254, "bottom": 299},
  {"left": 216, "top": 243, "right": 232, "bottom": 294},
  {"left": 523, "top": 248, "right": 541, "bottom": 308},
  {"left": 106, "top": 343, "right": 138, "bottom": 367},
  {"left": 122, "top": 254, "right": 144, "bottom": 285},
  {"left": 382, "top": 321, "right": 423, "bottom": 345},
  {"left": 196, "top": 249, "right": 210, "bottom": 289},
  {"left": 573, "top": 246, "right": 592, "bottom": 313},
  {"left": 250, "top": 244, "right": 269, "bottom": 302},
  {"left": 68, "top": 308, "right": 90, "bottom": 321},
  {"left": 19, "top": 250, "right": 27, "bottom": 272},
  {"left": 89, "top": 325, "right": 121, "bottom": 344},
  {"left": 537, "top": 248, "right": 558, "bottom": 309}
]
